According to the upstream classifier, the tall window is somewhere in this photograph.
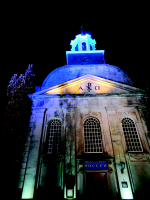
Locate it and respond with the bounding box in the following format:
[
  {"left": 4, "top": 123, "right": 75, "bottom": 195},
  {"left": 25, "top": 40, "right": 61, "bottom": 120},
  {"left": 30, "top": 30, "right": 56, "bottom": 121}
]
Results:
[
  {"left": 47, "top": 119, "right": 61, "bottom": 154},
  {"left": 122, "top": 118, "right": 143, "bottom": 152},
  {"left": 82, "top": 42, "right": 86, "bottom": 51},
  {"left": 75, "top": 44, "right": 78, "bottom": 51},
  {"left": 84, "top": 117, "right": 103, "bottom": 153}
]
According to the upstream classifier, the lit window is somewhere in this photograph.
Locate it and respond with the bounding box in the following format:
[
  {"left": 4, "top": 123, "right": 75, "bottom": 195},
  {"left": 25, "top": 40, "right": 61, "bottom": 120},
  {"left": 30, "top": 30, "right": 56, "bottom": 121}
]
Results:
[
  {"left": 84, "top": 117, "right": 103, "bottom": 153},
  {"left": 47, "top": 119, "right": 61, "bottom": 154},
  {"left": 122, "top": 118, "right": 143, "bottom": 152}
]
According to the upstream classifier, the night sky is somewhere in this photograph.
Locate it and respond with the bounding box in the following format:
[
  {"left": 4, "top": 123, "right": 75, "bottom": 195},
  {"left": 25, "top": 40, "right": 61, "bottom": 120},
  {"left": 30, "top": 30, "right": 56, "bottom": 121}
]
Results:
[{"left": 2, "top": 20, "right": 149, "bottom": 118}]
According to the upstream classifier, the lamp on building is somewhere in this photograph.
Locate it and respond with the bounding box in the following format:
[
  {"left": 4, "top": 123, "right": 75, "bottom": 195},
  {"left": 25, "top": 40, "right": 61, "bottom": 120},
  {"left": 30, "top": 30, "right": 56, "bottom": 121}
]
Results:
[{"left": 120, "top": 161, "right": 125, "bottom": 174}]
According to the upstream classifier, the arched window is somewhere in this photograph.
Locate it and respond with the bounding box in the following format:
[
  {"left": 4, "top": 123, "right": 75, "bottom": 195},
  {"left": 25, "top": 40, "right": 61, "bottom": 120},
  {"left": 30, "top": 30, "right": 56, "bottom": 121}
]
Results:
[
  {"left": 122, "top": 118, "right": 143, "bottom": 152},
  {"left": 47, "top": 119, "right": 61, "bottom": 154},
  {"left": 82, "top": 42, "right": 86, "bottom": 51},
  {"left": 75, "top": 44, "right": 78, "bottom": 51},
  {"left": 84, "top": 117, "right": 103, "bottom": 153}
]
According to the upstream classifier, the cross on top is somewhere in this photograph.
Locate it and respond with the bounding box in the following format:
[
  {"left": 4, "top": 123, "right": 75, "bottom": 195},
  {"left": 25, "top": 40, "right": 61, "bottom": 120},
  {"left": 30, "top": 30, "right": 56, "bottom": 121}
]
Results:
[{"left": 79, "top": 25, "right": 85, "bottom": 35}]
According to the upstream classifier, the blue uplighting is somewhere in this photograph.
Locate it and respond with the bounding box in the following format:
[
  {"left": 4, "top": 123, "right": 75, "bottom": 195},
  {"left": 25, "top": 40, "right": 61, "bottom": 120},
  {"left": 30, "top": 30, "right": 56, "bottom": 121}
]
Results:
[{"left": 70, "top": 34, "right": 96, "bottom": 51}]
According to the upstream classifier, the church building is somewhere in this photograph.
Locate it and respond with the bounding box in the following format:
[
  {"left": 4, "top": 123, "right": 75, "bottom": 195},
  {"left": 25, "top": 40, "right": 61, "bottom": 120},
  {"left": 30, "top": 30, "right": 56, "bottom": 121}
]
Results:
[{"left": 18, "top": 30, "right": 150, "bottom": 199}]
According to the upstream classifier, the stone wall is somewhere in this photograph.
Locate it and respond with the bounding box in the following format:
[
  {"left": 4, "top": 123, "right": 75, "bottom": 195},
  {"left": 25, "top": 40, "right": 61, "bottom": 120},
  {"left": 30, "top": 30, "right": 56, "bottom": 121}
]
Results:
[{"left": 19, "top": 93, "right": 150, "bottom": 199}]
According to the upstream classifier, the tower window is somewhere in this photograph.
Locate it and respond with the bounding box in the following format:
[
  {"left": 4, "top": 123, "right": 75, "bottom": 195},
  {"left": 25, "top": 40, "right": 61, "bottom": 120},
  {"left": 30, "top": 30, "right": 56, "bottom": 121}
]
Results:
[
  {"left": 75, "top": 44, "right": 78, "bottom": 51},
  {"left": 47, "top": 119, "right": 61, "bottom": 154},
  {"left": 82, "top": 42, "right": 86, "bottom": 51},
  {"left": 84, "top": 117, "right": 103, "bottom": 153},
  {"left": 122, "top": 118, "right": 143, "bottom": 152}
]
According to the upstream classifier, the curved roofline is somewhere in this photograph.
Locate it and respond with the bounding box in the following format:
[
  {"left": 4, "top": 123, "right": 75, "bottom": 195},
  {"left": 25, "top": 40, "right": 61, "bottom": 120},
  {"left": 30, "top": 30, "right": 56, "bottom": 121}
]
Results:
[
  {"left": 42, "top": 66, "right": 63, "bottom": 86},
  {"left": 42, "top": 64, "right": 133, "bottom": 87}
]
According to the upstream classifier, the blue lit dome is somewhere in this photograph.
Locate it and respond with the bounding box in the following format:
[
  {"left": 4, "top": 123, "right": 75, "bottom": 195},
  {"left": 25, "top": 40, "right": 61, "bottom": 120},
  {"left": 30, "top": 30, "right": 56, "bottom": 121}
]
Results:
[
  {"left": 37, "top": 33, "right": 133, "bottom": 91},
  {"left": 40, "top": 64, "right": 133, "bottom": 91}
]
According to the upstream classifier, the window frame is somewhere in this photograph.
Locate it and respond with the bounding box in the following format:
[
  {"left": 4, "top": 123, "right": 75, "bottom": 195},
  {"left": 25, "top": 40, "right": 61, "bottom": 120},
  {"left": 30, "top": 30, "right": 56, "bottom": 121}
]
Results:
[
  {"left": 83, "top": 117, "right": 103, "bottom": 153},
  {"left": 47, "top": 118, "right": 62, "bottom": 154},
  {"left": 121, "top": 117, "right": 143, "bottom": 153}
]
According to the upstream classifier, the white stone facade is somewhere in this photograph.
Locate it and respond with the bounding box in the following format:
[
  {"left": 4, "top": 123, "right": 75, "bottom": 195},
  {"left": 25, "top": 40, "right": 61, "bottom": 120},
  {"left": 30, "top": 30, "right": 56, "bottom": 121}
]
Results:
[{"left": 18, "top": 33, "right": 150, "bottom": 199}]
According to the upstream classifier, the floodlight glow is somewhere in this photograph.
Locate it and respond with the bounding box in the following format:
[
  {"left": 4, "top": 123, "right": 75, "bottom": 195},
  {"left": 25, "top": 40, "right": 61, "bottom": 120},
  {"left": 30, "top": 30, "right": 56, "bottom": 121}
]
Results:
[
  {"left": 80, "top": 34, "right": 87, "bottom": 38},
  {"left": 64, "top": 184, "right": 66, "bottom": 198},
  {"left": 21, "top": 187, "right": 34, "bottom": 199},
  {"left": 21, "top": 174, "right": 35, "bottom": 199},
  {"left": 121, "top": 189, "right": 133, "bottom": 199},
  {"left": 70, "top": 33, "right": 96, "bottom": 51},
  {"left": 45, "top": 74, "right": 127, "bottom": 95},
  {"left": 67, "top": 189, "right": 73, "bottom": 198},
  {"left": 115, "top": 165, "right": 133, "bottom": 199}
]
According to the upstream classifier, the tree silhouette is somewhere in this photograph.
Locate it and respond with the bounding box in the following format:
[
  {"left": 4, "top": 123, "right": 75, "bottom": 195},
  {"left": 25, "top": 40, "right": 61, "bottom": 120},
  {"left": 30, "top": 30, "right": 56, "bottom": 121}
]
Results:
[{"left": 1, "top": 64, "right": 35, "bottom": 198}]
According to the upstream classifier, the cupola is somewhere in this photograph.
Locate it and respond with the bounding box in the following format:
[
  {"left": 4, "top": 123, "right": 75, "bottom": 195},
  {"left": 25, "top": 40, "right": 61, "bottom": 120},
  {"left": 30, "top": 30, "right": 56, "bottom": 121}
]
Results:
[
  {"left": 66, "top": 26, "right": 105, "bottom": 65},
  {"left": 70, "top": 33, "right": 96, "bottom": 51}
]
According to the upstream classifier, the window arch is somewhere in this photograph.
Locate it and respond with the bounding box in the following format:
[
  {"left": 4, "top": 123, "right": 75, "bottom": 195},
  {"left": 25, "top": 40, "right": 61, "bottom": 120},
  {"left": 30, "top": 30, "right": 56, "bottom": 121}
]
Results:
[
  {"left": 122, "top": 118, "right": 143, "bottom": 152},
  {"left": 82, "top": 42, "right": 86, "bottom": 51},
  {"left": 84, "top": 117, "right": 103, "bottom": 153},
  {"left": 47, "top": 118, "right": 61, "bottom": 154}
]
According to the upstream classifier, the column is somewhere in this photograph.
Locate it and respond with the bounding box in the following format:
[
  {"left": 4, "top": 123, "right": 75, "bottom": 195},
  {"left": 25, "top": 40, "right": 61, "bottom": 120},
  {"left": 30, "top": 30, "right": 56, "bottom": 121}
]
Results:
[
  {"left": 101, "top": 108, "right": 114, "bottom": 157},
  {"left": 21, "top": 109, "right": 45, "bottom": 199},
  {"left": 106, "top": 107, "right": 133, "bottom": 199},
  {"left": 65, "top": 111, "right": 76, "bottom": 199}
]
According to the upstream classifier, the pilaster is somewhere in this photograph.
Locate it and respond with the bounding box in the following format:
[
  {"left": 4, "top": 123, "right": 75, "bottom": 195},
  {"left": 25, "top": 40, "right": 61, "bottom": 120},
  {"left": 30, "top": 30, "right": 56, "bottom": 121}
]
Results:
[
  {"left": 100, "top": 108, "right": 114, "bottom": 157},
  {"left": 65, "top": 111, "right": 76, "bottom": 199},
  {"left": 21, "top": 109, "right": 45, "bottom": 199},
  {"left": 106, "top": 107, "right": 134, "bottom": 199}
]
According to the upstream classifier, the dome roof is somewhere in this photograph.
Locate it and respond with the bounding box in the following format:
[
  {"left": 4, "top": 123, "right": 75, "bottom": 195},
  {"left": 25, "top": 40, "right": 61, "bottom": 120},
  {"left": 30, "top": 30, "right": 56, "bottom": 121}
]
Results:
[
  {"left": 36, "top": 33, "right": 133, "bottom": 92},
  {"left": 39, "top": 64, "right": 133, "bottom": 91}
]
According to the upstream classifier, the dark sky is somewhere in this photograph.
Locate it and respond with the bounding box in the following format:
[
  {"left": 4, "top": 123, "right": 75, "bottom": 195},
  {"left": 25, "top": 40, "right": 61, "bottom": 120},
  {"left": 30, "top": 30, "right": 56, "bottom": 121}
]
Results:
[{"left": 2, "top": 19, "right": 149, "bottom": 117}]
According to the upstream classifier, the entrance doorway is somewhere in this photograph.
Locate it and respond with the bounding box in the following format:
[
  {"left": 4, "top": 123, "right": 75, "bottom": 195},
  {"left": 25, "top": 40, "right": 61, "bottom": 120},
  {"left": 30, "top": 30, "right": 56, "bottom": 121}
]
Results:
[{"left": 85, "top": 173, "right": 108, "bottom": 198}]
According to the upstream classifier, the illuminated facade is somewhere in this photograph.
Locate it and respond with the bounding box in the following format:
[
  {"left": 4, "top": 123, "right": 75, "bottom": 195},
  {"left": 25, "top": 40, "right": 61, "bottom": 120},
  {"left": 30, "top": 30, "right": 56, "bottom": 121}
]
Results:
[{"left": 18, "top": 33, "right": 150, "bottom": 199}]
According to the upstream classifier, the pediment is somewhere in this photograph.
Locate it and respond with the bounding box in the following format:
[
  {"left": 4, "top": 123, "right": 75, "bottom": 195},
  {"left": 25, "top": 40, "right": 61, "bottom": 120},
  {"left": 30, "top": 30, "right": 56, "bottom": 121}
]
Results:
[{"left": 33, "top": 74, "right": 143, "bottom": 96}]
